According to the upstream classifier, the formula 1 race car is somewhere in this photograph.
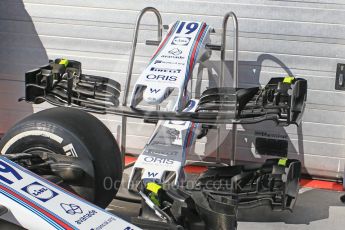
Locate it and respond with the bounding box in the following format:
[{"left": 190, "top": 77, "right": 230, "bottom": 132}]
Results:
[{"left": 0, "top": 7, "right": 307, "bottom": 230}]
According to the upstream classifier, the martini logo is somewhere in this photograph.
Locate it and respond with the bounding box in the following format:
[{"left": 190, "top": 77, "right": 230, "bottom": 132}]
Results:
[
  {"left": 22, "top": 182, "right": 58, "bottom": 202},
  {"left": 171, "top": 36, "right": 191, "bottom": 46},
  {"left": 168, "top": 48, "right": 183, "bottom": 56}
]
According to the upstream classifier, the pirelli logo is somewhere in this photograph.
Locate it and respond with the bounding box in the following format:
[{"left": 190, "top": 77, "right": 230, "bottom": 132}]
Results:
[{"left": 150, "top": 67, "right": 181, "bottom": 74}]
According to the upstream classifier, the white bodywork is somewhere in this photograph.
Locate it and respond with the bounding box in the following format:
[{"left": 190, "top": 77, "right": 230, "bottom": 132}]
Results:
[
  {"left": 129, "top": 100, "right": 200, "bottom": 187},
  {"left": 128, "top": 21, "right": 211, "bottom": 187},
  {"left": 0, "top": 156, "right": 140, "bottom": 230},
  {"left": 130, "top": 21, "right": 211, "bottom": 111}
]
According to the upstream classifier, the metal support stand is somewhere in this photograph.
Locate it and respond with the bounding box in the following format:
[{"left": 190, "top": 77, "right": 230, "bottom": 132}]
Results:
[
  {"left": 216, "top": 12, "right": 239, "bottom": 165},
  {"left": 121, "top": 7, "right": 162, "bottom": 164}
]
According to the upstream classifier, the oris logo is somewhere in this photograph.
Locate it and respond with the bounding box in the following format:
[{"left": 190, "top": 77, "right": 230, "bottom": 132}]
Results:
[
  {"left": 172, "top": 36, "right": 191, "bottom": 46},
  {"left": 22, "top": 182, "right": 58, "bottom": 202},
  {"left": 144, "top": 156, "right": 174, "bottom": 165},
  {"left": 146, "top": 74, "right": 177, "bottom": 81}
]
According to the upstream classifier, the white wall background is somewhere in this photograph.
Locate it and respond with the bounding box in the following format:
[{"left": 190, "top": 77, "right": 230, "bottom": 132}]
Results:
[{"left": 1, "top": 0, "right": 345, "bottom": 179}]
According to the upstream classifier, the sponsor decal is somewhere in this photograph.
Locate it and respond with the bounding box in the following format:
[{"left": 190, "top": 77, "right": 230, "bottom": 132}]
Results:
[
  {"left": 146, "top": 149, "right": 178, "bottom": 156},
  {"left": 91, "top": 217, "right": 117, "bottom": 230},
  {"left": 63, "top": 143, "right": 78, "bottom": 157},
  {"left": 75, "top": 210, "right": 98, "bottom": 225},
  {"left": 146, "top": 74, "right": 177, "bottom": 82},
  {"left": 0, "top": 160, "right": 23, "bottom": 185},
  {"left": 171, "top": 36, "right": 191, "bottom": 46},
  {"left": 254, "top": 131, "right": 288, "bottom": 139},
  {"left": 60, "top": 203, "right": 83, "bottom": 215},
  {"left": 160, "top": 55, "right": 184, "bottom": 59},
  {"left": 123, "top": 227, "right": 134, "bottom": 230},
  {"left": 154, "top": 59, "right": 185, "bottom": 65},
  {"left": 149, "top": 88, "right": 161, "bottom": 94},
  {"left": 150, "top": 67, "right": 181, "bottom": 74},
  {"left": 176, "top": 22, "right": 199, "bottom": 35},
  {"left": 168, "top": 48, "right": 182, "bottom": 56},
  {"left": 147, "top": 172, "right": 159, "bottom": 178},
  {"left": 143, "top": 156, "right": 174, "bottom": 165},
  {"left": 166, "top": 129, "right": 180, "bottom": 138},
  {"left": 22, "top": 181, "right": 58, "bottom": 202}
]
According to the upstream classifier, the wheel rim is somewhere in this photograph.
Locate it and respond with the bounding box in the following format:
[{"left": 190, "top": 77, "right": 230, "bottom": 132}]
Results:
[{"left": 6, "top": 145, "right": 96, "bottom": 203}]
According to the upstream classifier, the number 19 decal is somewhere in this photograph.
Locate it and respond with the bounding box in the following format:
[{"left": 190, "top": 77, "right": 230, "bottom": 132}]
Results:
[
  {"left": 176, "top": 22, "right": 199, "bottom": 34},
  {"left": 0, "top": 160, "right": 23, "bottom": 184}
]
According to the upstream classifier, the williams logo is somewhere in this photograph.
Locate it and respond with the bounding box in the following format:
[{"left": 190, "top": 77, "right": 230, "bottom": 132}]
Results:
[
  {"left": 22, "top": 182, "right": 58, "bottom": 202},
  {"left": 171, "top": 36, "right": 191, "bottom": 46},
  {"left": 60, "top": 203, "right": 83, "bottom": 215}
]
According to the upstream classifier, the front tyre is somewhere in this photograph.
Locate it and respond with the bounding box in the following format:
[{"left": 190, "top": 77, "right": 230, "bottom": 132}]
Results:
[{"left": 0, "top": 107, "right": 122, "bottom": 208}]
